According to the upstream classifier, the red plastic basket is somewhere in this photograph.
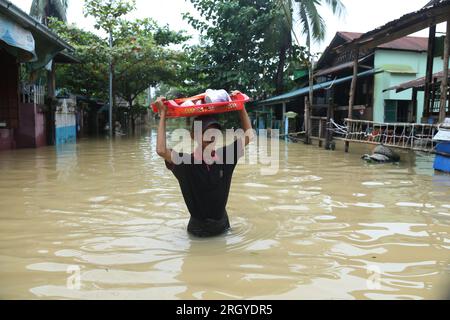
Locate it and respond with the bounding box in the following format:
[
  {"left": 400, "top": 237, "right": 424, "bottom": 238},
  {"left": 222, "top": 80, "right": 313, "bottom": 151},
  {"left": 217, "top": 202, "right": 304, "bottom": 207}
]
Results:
[{"left": 151, "top": 92, "right": 250, "bottom": 118}]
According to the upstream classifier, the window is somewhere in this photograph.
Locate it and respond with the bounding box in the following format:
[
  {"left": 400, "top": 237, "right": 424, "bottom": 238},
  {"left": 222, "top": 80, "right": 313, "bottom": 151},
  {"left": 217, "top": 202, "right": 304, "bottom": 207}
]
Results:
[
  {"left": 384, "top": 100, "right": 411, "bottom": 123},
  {"left": 384, "top": 100, "right": 397, "bottom": 123}
]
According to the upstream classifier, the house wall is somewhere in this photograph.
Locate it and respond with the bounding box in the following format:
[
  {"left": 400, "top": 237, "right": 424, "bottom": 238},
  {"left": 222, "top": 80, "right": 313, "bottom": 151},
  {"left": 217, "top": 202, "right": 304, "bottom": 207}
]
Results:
[
  {"left": 16, "top": 103, "right": 36, "bottom": 148},
  {"left": 15, "top": 103, "right": 47, "bottom": 149},
  {"left": 0, "top": 129, "right": 15, "bottom": 150},
  {"left": 373, "top": 49, "right": 445, "bottom": 123},
  {"left": 0, "top": 50, "right": 50, "bottom": 151},
  {"left": 55, "top": 113, "right": 76, "bottom": 145},
  {"left": 55, "top": 99, "right": 77, "bottom": 146},
  {"left": 1, "top": 103, "right": 48, "bottom": 151},
  {"left": 35, "top": 108, "right": 47, "bottom": 148},
  {"left": 0, "top": 50, "right": 19, "bottom": 151}
]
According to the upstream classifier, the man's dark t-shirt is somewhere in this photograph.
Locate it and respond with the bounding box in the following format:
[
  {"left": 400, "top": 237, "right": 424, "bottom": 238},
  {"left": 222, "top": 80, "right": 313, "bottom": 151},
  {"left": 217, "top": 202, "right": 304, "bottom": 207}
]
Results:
[{"left": 165, "top": 139, "right": 244, "bottom": 237}]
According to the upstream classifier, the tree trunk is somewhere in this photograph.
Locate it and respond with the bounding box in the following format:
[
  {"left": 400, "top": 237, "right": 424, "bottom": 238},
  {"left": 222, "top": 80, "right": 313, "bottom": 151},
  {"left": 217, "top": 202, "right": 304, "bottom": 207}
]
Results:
[
  {"left": 307, "top": 36, "right": 313, "bottom": 117},
  {"left": 130, "top": 99, "right": 136, "bottom": 135},
  {"left": 346, "top": 49, "right": 359, "bottom": 153},
  {"left": 275, "top": 45, "right": 288, "bottom": 94},
  {"left": 275, "top": 6, "right": 292, "bottom": 95},
  {"left": 112, "top": 64, "right": 117, "bottom": 136}
]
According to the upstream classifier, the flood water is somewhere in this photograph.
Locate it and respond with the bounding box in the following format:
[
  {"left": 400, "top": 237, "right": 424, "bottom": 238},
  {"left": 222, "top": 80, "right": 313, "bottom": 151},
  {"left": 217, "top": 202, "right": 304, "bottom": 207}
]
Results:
[{"left": 1, "top": 128, "right": 449, "bottom": 300}]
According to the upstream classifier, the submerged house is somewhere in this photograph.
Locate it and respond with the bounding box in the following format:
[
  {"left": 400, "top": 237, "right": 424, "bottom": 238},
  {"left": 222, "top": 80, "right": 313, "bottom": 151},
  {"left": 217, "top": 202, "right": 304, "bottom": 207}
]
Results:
[
  {"left": 316, "top": 32, "right": 445, "bottom": 124},
  {"left": 0, "top": 0, "right": 75, "bottom": 151},
  {"left": 255, "top": 31, "right": 445, "bottom": 134}
]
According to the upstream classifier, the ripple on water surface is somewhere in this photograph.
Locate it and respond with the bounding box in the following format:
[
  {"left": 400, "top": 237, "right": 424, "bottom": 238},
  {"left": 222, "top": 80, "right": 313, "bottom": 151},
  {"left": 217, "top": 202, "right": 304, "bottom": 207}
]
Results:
[{"left": 0, "top": 135, "right": 449, "bottom": 299}]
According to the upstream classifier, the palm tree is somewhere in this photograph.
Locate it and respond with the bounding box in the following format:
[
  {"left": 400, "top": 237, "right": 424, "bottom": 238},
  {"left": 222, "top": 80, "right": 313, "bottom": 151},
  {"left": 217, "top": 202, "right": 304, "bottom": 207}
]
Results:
[
  {"left": 270, "top": 1, "right": 293, "bottom": 94},
  {"left": 30, "top": 0, "right": 69, "bottom": 24},
  {"left": 294, "top": 0, "right": 345, "bottom": 45},
  {"left": 294, "top": 0, "right": 345, "bottom": 106},
  {"left": 275, "top": 0, "right": 345, "bottom": 95}
]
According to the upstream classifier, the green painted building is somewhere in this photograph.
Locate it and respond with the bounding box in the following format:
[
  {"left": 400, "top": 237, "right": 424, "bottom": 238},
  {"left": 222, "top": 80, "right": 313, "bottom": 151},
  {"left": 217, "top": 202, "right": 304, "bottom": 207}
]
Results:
[
  {"left": 373, "top": 47, "right": 444, "bottom": 123},
  {"left": 256, "top": 32, "right": 448, "bottom": 130}
]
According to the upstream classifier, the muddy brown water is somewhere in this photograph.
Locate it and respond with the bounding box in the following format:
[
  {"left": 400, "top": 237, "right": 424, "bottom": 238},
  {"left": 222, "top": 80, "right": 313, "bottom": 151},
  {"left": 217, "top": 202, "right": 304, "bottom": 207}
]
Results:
[{"left": 0, "top": 129, "right": 449, "bottom": 299}]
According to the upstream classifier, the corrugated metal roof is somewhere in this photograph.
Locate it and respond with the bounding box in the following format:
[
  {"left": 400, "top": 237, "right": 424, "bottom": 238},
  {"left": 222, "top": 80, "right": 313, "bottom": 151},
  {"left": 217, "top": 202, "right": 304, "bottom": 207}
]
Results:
[
  {"left": 258, "top": 69, "right": 381, "bottom": 106},
  {"left": 314, "top": 54, "right": 373, "bottom": 77},
  {"left": 337, "top": 31, "right": 429, "bottom": 52},
  {"left": 317, "top": 31, "right": 428, "bottom": 73},
  {"left": 378, "top": 36, "right": 429, "bottom": 52},
  {"left": 314, "top": 60, "right": 355, "bottom": 77}
]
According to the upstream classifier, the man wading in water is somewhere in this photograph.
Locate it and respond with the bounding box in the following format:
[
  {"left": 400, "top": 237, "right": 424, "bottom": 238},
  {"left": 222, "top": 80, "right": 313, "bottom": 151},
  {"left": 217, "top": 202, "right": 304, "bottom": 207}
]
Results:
[{"left": 155, "top": 95, "right": 252, "bottom": 237}]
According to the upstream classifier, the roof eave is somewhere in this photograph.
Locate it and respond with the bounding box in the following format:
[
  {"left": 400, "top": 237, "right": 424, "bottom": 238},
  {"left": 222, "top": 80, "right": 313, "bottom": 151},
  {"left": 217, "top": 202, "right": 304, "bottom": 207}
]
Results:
[
  {"left": 375, "top": 47, "right": 428, "bottom": 53},
  {"left": 54, "top": 51, "right": 80, "bottom": 64}
]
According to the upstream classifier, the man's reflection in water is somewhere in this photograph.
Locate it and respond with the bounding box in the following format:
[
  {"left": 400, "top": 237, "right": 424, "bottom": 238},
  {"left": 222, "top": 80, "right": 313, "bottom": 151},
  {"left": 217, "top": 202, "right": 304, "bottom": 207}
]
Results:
[{"left": 175, "top": 233, "right": 298, "bottom": 300}]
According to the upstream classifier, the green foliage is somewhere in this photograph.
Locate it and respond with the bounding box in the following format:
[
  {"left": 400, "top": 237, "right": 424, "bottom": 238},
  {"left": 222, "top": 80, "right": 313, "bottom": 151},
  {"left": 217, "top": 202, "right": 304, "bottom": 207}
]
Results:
[
  {"left": 49, "top": 20, "right": 108, "bottom": 99},
  {"left": 49, "top": 18, "right": 109, "bottom": 100},
  {"left": 156, "top": 45, "right": 213, "bottom": 99},
  {"left": 113, "top": 18, "right": 189, "bottom": 105},
  {"left": 183, "top": 0, "right": 308, "bottom": 98},
  {"left": 49, "top": 1, "right": 188, "bottom": 107},
  {"left": 292, "top": 0, "right": 346, "bottom": 44},
  {"left": 84, "top": 0, "right": 136, "bottom": 32},
  {"left": 159, "top": 0, "right": 345, "bottom": 101}
]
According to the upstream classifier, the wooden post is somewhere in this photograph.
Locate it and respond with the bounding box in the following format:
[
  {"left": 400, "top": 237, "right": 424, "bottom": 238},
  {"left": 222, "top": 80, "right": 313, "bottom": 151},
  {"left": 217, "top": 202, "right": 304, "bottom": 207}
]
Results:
[
  {"left": 282, "top": 102, "right": 287, "bottom": 135},
  {"left": 46, "top": 63, "right": 56, "bottom": 146},
  {"left": 412, "top": 88, "right": 418, "bottom": 123},
  {"left": 269, "top": 107, "right": 273, "bottom": 129},
  {"left": 304, "top": 97, "right": 308, "bottom": 134},
  {"left": 439, "top": 21, "right": 450, "bottom": 123},
  {"left": 318, "top": 119, "right": 323, "bottom": 148},
  {"left": 348, "top": 50, "right": 359, "bottom": 118},
  {"left": 47, "top": 65, "right": 55, "bottom": 98},
  {"left": 304, "top": 97, "right": 311, "bottom": 144},
  {"left": 346, "top": 48, "right": 359, "bottom": 153},
  {"left": 424, "top": 25, "right": 437, "bottom": 119},
  {"left": 325, "top": 98, "right": 333, "bottom": 150},
  {"left": 431, "top": 77, "right": 437, "bottom": 114}
]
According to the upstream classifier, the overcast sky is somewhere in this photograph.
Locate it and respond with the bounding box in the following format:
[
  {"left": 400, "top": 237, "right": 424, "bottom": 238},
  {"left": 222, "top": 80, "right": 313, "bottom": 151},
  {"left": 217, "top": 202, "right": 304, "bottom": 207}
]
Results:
[{"left": 11, "top": 0, "right": 447, "bottom": 53}]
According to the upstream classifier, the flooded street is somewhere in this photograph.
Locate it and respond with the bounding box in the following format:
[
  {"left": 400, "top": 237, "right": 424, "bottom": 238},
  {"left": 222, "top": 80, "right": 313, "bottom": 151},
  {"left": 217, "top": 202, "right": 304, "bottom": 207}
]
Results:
[{"left": 0, "top": 130, "right": 449, "bottom": 300}]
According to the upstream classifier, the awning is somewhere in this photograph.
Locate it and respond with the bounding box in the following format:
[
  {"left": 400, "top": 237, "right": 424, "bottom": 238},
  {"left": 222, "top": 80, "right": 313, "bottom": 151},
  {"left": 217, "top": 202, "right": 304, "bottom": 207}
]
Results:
[
  {"left": 0, "top": 0, "right": 74, "bottom": 70},
  {"left": 383, "top": 69, "right": 450, "bottom": 93},
  {"left": 380, "top": 64, "right": 416, "bottom": 74},
  {"left": 258, "top": 69, "right": 382, "bottom": 105},
  {"left": 0, "top": 12, "right": 36, "bottom": 61},
  {"left": 54, "top": 51, "right": 80, "bottom": 64}
]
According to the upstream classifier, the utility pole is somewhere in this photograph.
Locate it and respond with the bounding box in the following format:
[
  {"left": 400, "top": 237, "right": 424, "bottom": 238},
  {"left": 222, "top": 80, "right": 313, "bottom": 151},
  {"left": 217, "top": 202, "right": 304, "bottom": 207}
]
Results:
[{"left": 109, "top": 30, "right": 113, "bottom": 137}]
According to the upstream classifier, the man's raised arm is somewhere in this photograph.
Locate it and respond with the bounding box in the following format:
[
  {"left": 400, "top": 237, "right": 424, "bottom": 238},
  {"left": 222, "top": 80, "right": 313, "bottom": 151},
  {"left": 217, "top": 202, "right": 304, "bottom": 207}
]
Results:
[{"left": 155, "top": 97, "right": 173, "bottom": 163}]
